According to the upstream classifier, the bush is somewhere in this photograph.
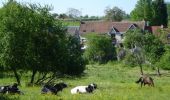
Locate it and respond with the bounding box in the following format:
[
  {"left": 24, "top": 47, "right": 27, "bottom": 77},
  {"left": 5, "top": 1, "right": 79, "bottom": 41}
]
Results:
[
  {"left": 157, "top": 46, "right": 170, "bottom": 70},
  {"left": 83, "top": 34, "right": 117, "bottom": 64}
]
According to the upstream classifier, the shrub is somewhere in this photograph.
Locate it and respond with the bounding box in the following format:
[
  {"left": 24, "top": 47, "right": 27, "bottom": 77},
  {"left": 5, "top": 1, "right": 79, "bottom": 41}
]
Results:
[{"left": 83, "top": 34, "right": 117, "bottom": 64}]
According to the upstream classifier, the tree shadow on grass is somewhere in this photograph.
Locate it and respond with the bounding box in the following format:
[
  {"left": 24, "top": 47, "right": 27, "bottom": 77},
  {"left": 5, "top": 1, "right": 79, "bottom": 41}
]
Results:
[{"left": 0, "top": 95, "right": 19, "bottom": 100}]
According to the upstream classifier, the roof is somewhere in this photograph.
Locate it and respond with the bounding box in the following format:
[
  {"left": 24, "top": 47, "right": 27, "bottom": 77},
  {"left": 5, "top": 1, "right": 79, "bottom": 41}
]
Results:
[
  {"left": 79, "top": 21, "right": 145, "bottom": 35},
  {"left": 111, "top": 21, "right": 145, "bottom": 32},
  {"left": 79, "top": 21, "right": 112, "bottom": 35}
]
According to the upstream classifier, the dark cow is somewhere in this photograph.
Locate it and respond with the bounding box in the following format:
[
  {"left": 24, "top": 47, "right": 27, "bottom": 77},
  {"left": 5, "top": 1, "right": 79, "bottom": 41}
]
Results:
[
  {"left": 0, "top": 85, "right": 10, "bottom": 94},
  {"left": 0, "top": 83, "right": 23, "bottom": 94},
  {"left": 136, "top": 76, "right": 154, "bottom": 87},
  {"left": 41, "top": 82, "right": 67, "bottom": 94}
]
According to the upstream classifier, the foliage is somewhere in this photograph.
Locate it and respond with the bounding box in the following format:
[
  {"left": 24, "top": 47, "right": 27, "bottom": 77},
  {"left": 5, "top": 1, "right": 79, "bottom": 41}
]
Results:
[
  {"left": 67, "top": 8, "right": 82, "bottom": 18},
  {"left": 152, "top": 0, "right": 168, "bottom": 27},
  {"left": 130, "top": 0, "right": 168, "bottom": 26},
  {"left": 142, "top": 33, "right": 165, "bottom": 64},
  {"left": 167, "top": 3, "right": 170, "bottom": 20},
  {"left": 58, "top": 35, "right": 86, "bottom": 75},
  {"left": 157, "top": 45, "right": 170, "bottom": 70},
  {"left": 0, "top": 0, "right": 86, "bottom": 85},
  {"left": 0, "top": 0, "right": 32, "bottom": 84},
  {"left": 104, "top": 6, "right": 126, "bottom": 21},
  {"left": 123, "top": 29, "right": 164, "bottom": 74},
  {"left": 84, "top": 34, "right": 116, "bottom": 63},
  {"left": 130, "top": 0, "right": 152, "bottom": 21}
]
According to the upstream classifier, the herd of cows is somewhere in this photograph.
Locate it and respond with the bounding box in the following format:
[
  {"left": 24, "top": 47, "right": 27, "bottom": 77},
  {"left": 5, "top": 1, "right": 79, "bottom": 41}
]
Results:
[
  {"left": 0, "top": 82, "right": 97, "bottom": 95},
  {"left": 0, "top": 75, "right": 154, "bottom": 95}
]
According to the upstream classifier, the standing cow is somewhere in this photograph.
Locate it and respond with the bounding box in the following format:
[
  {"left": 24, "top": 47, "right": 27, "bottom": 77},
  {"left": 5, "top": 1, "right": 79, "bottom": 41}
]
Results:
[{"left": 136, "top": 75, "right": 154, "bottom": 87}]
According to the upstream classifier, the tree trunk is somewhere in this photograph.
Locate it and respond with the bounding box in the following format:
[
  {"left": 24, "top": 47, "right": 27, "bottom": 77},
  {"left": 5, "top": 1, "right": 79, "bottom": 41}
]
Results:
[
  {"left": 30, "top": 70, "right": 37, "bottom": 84},
  {"left": 157, "top": 67, "right": 161, "bottom": 76},
  {"left": 139, "top": 65, "right": 144, "bottom": 75},
  {"left": 11, "top": 67, "right": 21, "bottom": 85}
]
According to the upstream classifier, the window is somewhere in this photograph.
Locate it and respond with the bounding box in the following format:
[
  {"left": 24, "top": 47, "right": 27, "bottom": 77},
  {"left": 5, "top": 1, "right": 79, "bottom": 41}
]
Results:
[{"left": 83, "top": 30, "right": 86, "bottom": 32}]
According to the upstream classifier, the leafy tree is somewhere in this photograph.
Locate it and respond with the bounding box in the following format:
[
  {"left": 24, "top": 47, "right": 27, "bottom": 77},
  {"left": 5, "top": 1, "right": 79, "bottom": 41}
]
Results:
[
  {"left": 84, "top": 34, "right": 116, "bottom": 64},
  {"left": 0, "top": 0, "right": 86, "bottom": 85},
  {"left": 167, "top": 3, "right": 170, "bottom": 20},
  {"left": 0, "top": 0, "right": 33, "bottom": 85},
  {"left": 152, "top": 0, "right": 168, "bottom": 27},
  {"left": 130, "top": 0, "right": 152, "bottom": 21},
  {"left": 58, "top": 13, "right": 68, "bottom": 19},
  {"left": 131, "top": 0, "right": 168, "bottom": 26},
  {"left": 67, "top": 8, "right": 81, "bottom": 18},
  {"left": 104, "top": 6, "right": 126, "bottom": 21},
  {"left": 124, "top": 29, "right": 165, "bottom": 75},
  {"left": 157, "top": 45, "right": 170, "bottom": 70},
  {"left": 142, "top": 33, "right": 165, "bottom": 75},
  {"left": 124, "top": 29, "right": 145, "bottom": 75}
]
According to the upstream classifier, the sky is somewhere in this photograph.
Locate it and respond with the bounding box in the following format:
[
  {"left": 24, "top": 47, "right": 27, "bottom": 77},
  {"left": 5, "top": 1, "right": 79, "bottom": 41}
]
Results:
[{"left": 0, "top": 0, "right": 170, "bottom": 16}]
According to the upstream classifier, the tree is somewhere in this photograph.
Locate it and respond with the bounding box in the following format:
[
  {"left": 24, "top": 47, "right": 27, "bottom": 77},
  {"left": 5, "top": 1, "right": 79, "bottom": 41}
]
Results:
[
  {"left": 0, "top": 0, "right": 86, "bottom": 85},
  {"left": 142, "top": 33, "right": 165, "bottom": 75},
  {"left": 157, "top": 45, "right": 170, "bottom": 70},
  {"left": 67, "top": 8, "right": 81, "bottom": 18},
  {"left": 0, "top": 0, "right": 31, "bottom": 85},
  {"left": 84, "top": 34, "right": 117, "bottom": 64},
  {"left": 124, "top": 29, "right": 145, "bottom": 75},
  {"left": 130, "top": 0, "right": 168, "bottom": 26},
  {"left": 152, "top": 0, "right": 168, "bottom": 27},
  {"left": 104, "top": 6, "right": 126, "bottom": 21},
  {"left": 58, "top": 13, "right": 68, "bottom": 19},
  {"left": 167, "top": 3, "right": 170, "bottom": 20},
  {"left": 130, "top": 0, "right": 152, "bottom": 21},
  {"left": 124, "top": 29, "right": 165, "bottom": 75}
]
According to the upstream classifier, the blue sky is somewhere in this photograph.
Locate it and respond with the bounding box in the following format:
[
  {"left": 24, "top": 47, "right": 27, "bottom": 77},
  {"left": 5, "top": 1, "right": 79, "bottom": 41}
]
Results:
[{"left": 0, "top": 0, "right": 170, "bottom": 16}]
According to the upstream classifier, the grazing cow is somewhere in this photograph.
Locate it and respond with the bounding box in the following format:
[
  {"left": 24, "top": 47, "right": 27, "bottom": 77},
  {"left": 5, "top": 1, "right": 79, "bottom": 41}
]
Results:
[
  {"left": 0, "top": 83, "right": 23, "bottom": 94},
  {"left": 71, "top": 83, "right": 97, "bottom": 94},
  {"left": 41, "top": 82, "right": 67, "bottom": 94},
  {"left": 136, "top": 76, "right": 154, "bottom": 87}
]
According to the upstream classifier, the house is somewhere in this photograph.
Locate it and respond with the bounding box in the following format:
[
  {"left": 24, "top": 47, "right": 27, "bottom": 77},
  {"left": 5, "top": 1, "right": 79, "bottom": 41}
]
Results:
[
  {"left": 147, "top": 25, "right": 170, "bottom": 44},
  {"left": 79, "top": 21, "right": 146, "bottom": 46}
]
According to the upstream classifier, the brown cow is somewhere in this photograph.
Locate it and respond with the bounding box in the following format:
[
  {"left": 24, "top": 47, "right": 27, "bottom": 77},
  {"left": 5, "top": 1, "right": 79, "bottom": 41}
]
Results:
[{"left": 136, "top": 75, "right": 154, "bottom": 87}]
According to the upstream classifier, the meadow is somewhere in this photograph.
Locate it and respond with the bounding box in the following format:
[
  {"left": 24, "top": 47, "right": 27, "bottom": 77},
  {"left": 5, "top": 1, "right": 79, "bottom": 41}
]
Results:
[{"left": 1, "top": 62, "right": 170, "bottom": 100}]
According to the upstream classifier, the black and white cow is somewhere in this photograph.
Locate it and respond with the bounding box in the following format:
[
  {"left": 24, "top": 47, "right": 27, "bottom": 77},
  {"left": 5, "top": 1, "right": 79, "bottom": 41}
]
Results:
[
  {"left": 0, "top": 83, "right": 23, "bottom": 94},
  {"left": 71, "top": 83, "right": 97, "bottom": 94},
  {"left": 0, "top": 85, "right": 10, "bottom": 94},
  {"left": 41, "top": 82, "right": 67, "bottom": 94}
]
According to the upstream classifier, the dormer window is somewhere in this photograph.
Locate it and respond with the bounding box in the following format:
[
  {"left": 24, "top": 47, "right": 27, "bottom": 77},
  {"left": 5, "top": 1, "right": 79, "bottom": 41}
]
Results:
[{"left": 129, "top": 24, "right": 137, "bottom": 30}]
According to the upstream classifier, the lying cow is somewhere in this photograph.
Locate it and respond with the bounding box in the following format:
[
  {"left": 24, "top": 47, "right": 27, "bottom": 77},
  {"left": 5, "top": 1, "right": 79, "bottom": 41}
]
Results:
[
  {"left": 41, "top": 82, "right": 67, "bottom": 94},
  {"left": 0, "top": 83, "right": 23, "bottom": 94},
  {"left": 0, "top": 85, "right": 10, "bottom": 94},
  {"left": 71, "top": 83, "right": 97, "bottom": 94},
  {"left": 136, "top": 75, "right": 154, "bottom": 87}
]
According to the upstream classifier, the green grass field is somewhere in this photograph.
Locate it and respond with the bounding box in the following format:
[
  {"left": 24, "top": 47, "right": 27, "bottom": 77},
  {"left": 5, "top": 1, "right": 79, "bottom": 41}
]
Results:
[
  {"left": 62, "top": 21, "right": 80, "bottom": 26},
  {"left": 1, "top": 62, "right": 170, "bottom": 100}
]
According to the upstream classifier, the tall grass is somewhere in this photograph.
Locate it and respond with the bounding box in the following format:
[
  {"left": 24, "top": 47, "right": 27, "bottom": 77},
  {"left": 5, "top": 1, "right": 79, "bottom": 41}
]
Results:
[{"left": 0, "top": 63, "right": 170, "bottom": 100}]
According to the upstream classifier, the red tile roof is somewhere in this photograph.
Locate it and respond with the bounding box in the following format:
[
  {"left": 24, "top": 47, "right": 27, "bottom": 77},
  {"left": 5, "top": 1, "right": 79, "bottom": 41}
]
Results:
[{"left": 79, "top": 21, "right": 145, "bottom": 35}]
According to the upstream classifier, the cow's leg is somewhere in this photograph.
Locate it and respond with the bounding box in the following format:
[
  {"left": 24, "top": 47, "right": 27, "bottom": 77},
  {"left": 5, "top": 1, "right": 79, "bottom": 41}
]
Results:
[{"left": 141, "top": 82, "right": 143, "bottom": 87}]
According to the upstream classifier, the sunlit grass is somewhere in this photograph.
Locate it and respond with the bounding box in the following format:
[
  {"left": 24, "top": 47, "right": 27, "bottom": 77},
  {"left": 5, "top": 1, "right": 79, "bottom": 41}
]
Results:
[{"left": 1, "top": 63, "right": 170, "bottom": 100}]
